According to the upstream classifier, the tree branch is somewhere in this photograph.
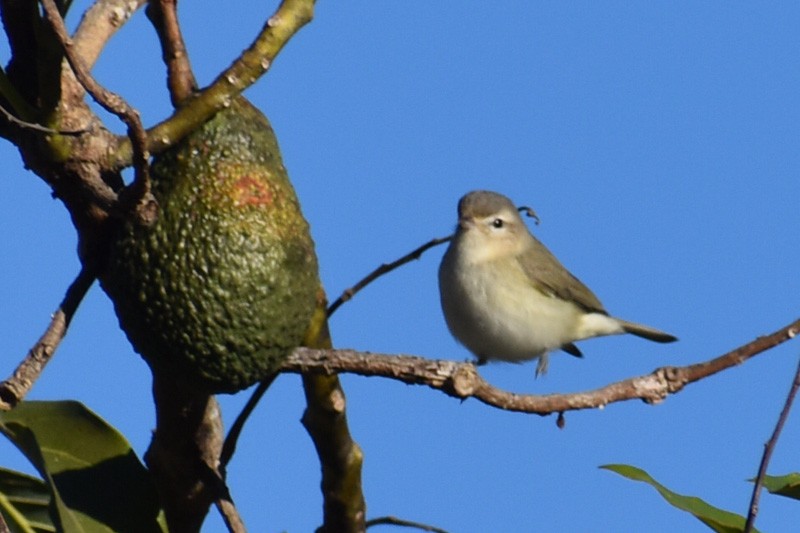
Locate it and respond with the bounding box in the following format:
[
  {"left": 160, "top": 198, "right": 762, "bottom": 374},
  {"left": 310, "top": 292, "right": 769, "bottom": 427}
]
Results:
[
  {"left": 40, "top": 0, "right": 156, "bottom": 227},
  {"left": 744, "top": 355, "right": 800, "bottom": 533},
  {"left": 146, "top": 0, "right": 197, "bottom": 106},
  {"left": 110, "top": 0, "right": 316, "bottom": 168},
  {"left": 301, "top": 300, "right": 366, "bottom": 532},
  {"left": 0, "top": 267, "right": 95, "bottom": 410},
  {"left": 73, "top": 0, "right": 147, "bottom": 69},
  {"left": 281, "top": 318, "right": 800, "bottom": 416},
  {"left": 0, "top": 100, "right": 85, "bottom": 135},
  {"left": 215, "top": 496, "right": 247, "bottom": 533},
  {"left": 327, "top": 236, "right": 452, "bottom": 317},
  {"left": 366, "top": 515, "right": 450, "bottom": 533},
  {"left": 220, "top": 373, "right": 278, "bottom": 472},
  {"left": 145, "top": 376, "right": 227, "bottom": 532},
  {"left": 325, "top": 204, "right": 541, "bottom": 318}
]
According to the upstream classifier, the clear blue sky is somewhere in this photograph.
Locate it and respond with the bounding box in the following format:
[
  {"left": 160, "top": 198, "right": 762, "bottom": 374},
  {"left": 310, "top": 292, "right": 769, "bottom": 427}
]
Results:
[{"left": 2, "top": 1, "right": 800, "bottom": 531}]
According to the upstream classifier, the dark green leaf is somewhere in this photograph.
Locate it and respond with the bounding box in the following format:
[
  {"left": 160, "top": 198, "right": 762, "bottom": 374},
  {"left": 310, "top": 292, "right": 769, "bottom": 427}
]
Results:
[
  {"left": 601, "top": 464, "right": 758, "bottom": 533},
  {"left": 0, "top": 401, "right": 165, "bottom": 533},
  {"left": 0, "top": 467, "right": 54, "bottom": 533}
]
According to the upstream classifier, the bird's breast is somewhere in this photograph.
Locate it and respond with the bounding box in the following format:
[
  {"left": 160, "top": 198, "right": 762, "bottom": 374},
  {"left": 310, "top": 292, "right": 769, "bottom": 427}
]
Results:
[{"left": 439, "top": 251, "right": 583, "bottom": 362}]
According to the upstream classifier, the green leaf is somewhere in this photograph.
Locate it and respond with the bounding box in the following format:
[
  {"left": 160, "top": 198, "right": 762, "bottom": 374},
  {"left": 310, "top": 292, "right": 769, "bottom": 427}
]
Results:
[
  {"left": 0, "top": 401, "right": 165, "bottom": 533},
  {"left": 759, "top": 472, "right": 800, "bottom": 501},
  {"left": 0, "top": 467, "right": 54, "bottom": 533},
  {"left": 601, "top": 464, "right": 758, "bottom": 533}
]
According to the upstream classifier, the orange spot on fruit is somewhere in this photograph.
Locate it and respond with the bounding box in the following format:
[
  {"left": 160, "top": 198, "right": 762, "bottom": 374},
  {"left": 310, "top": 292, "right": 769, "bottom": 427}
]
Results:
[{"left": 233, "top": 176, "right": 272, "bottom": 207}]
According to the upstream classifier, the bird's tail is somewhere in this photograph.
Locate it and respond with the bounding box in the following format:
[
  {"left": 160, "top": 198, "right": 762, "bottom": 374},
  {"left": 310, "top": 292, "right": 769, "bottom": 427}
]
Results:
[{"left": 617, "top": 319, "right": 678, "bottom": 344}]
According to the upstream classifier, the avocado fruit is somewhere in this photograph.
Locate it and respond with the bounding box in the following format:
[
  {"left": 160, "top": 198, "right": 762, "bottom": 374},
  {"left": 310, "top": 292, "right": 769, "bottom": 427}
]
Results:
[{"left": 100, "top": 97, "right": 320, "bottom": 393}]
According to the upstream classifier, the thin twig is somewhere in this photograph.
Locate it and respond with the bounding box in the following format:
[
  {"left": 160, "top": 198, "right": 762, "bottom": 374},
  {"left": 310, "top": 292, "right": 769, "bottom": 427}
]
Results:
[
  {"left": 220, "top": 373, "right": 278, "bottom": 472},
  {"left": 40, "top": 0, "right": 156, "bottom": 226},
  {"left": 327, "top": 235, "right": 452, "bottom": 317},
  {"left": 281, "top": 318, "right": 800, "bottom": 416},
  {"left": 205, "top": 465, "right": 247, "bottom": 533},
  {"left": 146, "top": 0, "right": 197, "bottom": 105},
  {"left": 743, "top": 356, "right": 800, "bottom": 533},
  {"left": 0, "top": 267, "right": 95, "bottom": 410},
  {"left": 0, "top": 101, "right": 85, "bottom": 135},
  {"left": 215, "top": 496, "right": 247, "bottom": 533},
  {"left": 366, "top": 515, "right": 450, "bottom": 533},
  {"left": 326, "top": 208, "right": 541, "bottom": 319},
  {"left": 111, "top": 0, "right": 316, "bottom": 167}
]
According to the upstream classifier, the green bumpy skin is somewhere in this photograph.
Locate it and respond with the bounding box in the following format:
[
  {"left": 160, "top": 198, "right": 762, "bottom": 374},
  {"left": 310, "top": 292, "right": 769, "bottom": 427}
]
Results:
[{"left": 101, "top": 98, "right": 320, "bottom": 393}]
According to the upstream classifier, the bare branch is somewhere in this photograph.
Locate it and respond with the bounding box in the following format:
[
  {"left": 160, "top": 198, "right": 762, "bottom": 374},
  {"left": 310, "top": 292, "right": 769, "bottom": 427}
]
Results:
[
  {"left": 744, "top": 356, "right": 800, "bottom": 532},
  {"left": 224, "top": 300, "right": 366, "bottom": 531},
  {"left": 40, "top": 0, "right": 156, "bottom": 227},
  {"left": 0, "top": 267, "right": 95, "bottom": 410},
  {"left": 220, "top": 373, "right": 278, "bottom": 472},
  {"left": 282, "top": 318, "right": 800, "bottom": 416},
  {"left": 327, "top": 235, "right": 452, "bottom": 317},
  {"left": 203, "top": 466, "right": 247, "bottom": 533},
  {"left": 73, "top": 0, "right": 147, "bottom": 69},
  {"left": 110, "top": 0, "right": 316, "bottom": 167},
  {"left": 301, "top": 303, "right": 366, "bottom": 532},
  {"left": 0, "top": 100, "right": 85, "bottom": 135},
  {"left": 366, "top": 515, "right": 450, "bottom": 533},
  {"left": 146, "top": 377, "right": 226, "bottom": 532},
  {"left": 302, "top": 373, "right": 366, "bottom": 533},
  {"left": 215, "top": 496, "right": 247, "bottom": 533},
  {"left": 146, "top": 0, "right": 197, "bottom": 105}
]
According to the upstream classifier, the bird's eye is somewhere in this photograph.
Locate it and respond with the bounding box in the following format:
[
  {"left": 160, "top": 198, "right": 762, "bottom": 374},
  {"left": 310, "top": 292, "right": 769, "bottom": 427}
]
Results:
[{"left": 492, "top": 218, "right": 504, "bottom": 228}]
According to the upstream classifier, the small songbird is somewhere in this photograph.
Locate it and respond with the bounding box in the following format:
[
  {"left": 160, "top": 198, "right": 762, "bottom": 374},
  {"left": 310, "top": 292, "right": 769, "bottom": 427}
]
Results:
[{"left": 438, "top": 190, "right": 677, "bottom": 376}]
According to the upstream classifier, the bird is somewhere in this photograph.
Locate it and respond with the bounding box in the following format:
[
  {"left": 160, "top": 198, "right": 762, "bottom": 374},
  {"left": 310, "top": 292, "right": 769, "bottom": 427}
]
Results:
[{"left": 438, "top": 190, "right": 677, "bottom": 376}]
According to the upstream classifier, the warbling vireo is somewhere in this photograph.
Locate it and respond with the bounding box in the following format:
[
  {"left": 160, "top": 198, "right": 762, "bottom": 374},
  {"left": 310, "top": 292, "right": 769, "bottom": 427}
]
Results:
[{"left": 438, "top": 190, "right": 677, "bottom": 376}]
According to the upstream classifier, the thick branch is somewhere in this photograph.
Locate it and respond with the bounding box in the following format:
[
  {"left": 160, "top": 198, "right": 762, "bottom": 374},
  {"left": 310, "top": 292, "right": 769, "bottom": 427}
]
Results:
[
  {"left": 282, "top": 318, "right": 800, "bottom": 416},
  {"left": 0, "top": 0, "right": 41, "bottom": 109},
  {"left": 146, "top": 0, "right": 197, "bottom": 105},
  {"left": 0, "top": 267, "right": 95, "bottom": 410},
  {"left": 73, "top": 0, "right": 147, "bottom": 69},
  {"left": 145, "top": 376, "right": 227, "bottom": 533},
  {"left": 302, "top": 300, "right": 366, "bottom": 533},
  {"left": 110, "top": 0, "right": 316, "bottom": 167},
  {"left": 41, "top": 0, "right": 155, "bottom": 226},
  {"left": 303, "top": 373, "right": 366, "bottom": 533}
]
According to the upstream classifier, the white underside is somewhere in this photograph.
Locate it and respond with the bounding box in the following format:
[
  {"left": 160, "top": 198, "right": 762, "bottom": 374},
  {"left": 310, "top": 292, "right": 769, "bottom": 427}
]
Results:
[{"left": 439, "top": 248, "right": 624, "bottom": 374}]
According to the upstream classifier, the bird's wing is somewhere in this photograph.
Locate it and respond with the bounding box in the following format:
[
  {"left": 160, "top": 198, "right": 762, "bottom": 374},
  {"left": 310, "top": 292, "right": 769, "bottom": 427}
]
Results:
[{"left": 516, "top": 235, "right": 607, "bottom": 314}]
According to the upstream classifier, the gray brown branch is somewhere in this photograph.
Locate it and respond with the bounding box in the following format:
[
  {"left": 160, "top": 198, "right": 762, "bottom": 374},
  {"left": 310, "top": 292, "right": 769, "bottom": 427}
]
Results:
[
  {"left": 73, "top": 0, "right": 147, "bottom": 68},
  {"left": 327, "top": 235, "right": 452, "bottom": 317},
  {"left": 146, "top": 376, "right": 227, "bottom": 532},
  {"left": 282, "top": 318, "right": 800, "bottom": 416},
  {"left": 40, "top": 0, "right": 156, "bottom": 226},
  {"left": 111, "top": 0, "right": 316, "bottom": 168},
  {"left": 0, "top": 267, "right": 95, "bottom": 410},
  {"left": 744, "top": 356, "right": 800, "bottom": 532},
  {"left": 366, "top": 515, "right": 450, "bottom": 533},
  {"left": 302, "top": 374, "right": 366, "bottom": 533},
  {"left": 301, "top": 303, "right": 366, "bottom": 533},
  {"left": 146, "top": 0, "right": 197, "bottom": 105}
]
